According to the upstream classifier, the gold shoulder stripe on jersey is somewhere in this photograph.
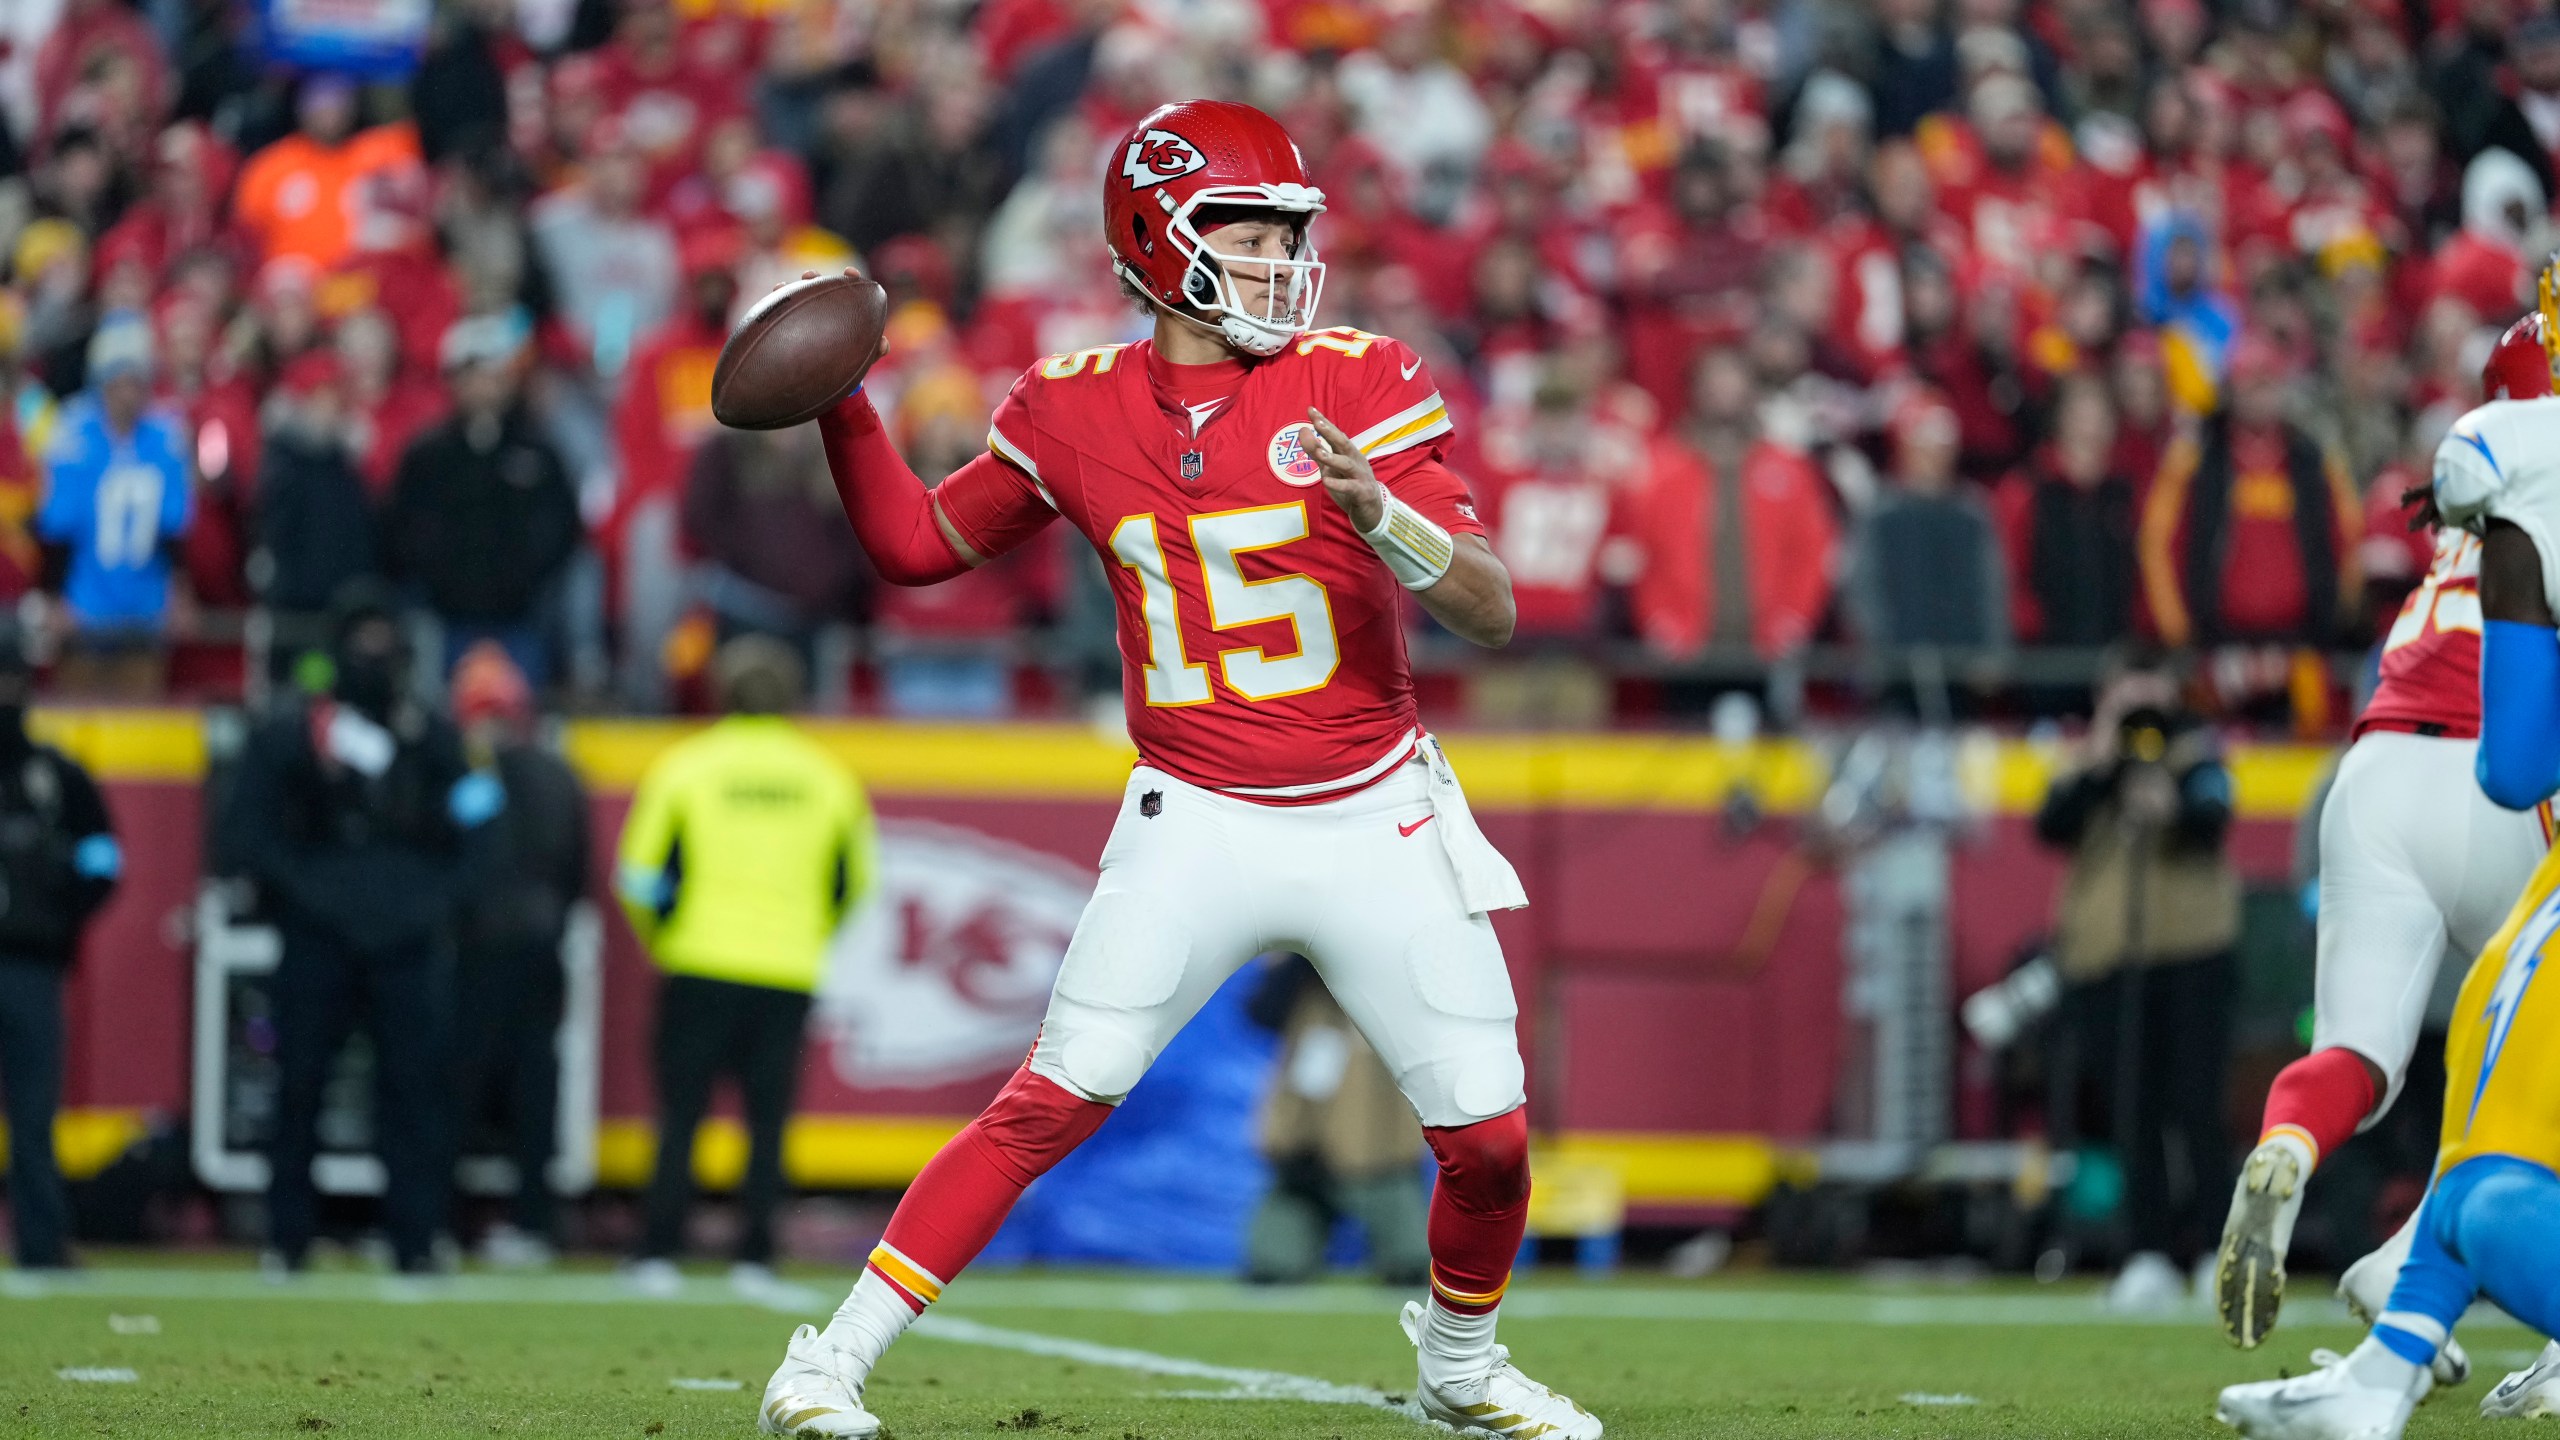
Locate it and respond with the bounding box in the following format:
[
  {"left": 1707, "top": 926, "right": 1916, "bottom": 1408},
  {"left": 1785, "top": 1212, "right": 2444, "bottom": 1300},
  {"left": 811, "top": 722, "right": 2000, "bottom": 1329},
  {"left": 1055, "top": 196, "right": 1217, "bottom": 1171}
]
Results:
[{"left": 1355, "top": 393, "right": 1452, "bottom": 459}]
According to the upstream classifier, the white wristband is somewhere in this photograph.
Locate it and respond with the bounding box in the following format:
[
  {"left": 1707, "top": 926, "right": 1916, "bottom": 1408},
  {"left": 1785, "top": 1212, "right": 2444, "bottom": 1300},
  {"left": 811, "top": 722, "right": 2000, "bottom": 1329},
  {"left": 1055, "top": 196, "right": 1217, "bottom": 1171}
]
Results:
[{"left": 1358, "top": 488, "right": 1456, "bottom": 591}]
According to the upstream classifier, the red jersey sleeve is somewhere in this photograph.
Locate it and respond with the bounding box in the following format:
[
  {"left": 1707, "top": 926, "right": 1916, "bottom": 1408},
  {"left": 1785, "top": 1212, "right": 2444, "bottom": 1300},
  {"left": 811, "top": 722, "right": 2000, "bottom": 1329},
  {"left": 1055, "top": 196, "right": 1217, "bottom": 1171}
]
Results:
[
  {"left": 1333, "top": 334, "right": 1481, "bottom": 536},
  {"left": 940, "top": 370, "right": 1061, "bottom": 558}
]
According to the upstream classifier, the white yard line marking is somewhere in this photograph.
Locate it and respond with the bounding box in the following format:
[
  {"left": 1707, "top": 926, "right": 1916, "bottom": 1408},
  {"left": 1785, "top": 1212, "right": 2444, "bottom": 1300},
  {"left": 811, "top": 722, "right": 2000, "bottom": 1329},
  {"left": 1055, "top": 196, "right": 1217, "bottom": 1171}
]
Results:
[
  {"left": 669, "top": 1377, "right": 746, "bottom": 1391},
  {"left": 56, "top": 1368, "right": 138, "bottom": 1383},
  {"left": 912, "top": 1314, "right": 1413, "bottom": 1415}
]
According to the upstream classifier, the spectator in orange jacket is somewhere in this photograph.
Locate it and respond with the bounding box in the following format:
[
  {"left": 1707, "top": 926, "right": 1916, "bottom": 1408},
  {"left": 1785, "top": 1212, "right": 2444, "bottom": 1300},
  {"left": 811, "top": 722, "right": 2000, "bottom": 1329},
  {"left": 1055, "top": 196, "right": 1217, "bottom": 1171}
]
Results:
[
  {"left": 1624, "top": 347, "right": 1839, "bottom": 660},
  {"left": 2138, "top": 333, "right": 2361, "bottom": 649},
  {"left": 231, "top": 75, "right": 427, "bottom": 271}
]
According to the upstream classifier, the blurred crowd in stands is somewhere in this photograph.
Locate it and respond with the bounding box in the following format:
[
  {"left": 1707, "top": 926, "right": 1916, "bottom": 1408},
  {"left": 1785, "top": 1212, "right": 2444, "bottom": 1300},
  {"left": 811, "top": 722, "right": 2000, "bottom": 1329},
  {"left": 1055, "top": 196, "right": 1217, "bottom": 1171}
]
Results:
[{"left": 0, "top": 0, "right": 2555, "bottom": 728}]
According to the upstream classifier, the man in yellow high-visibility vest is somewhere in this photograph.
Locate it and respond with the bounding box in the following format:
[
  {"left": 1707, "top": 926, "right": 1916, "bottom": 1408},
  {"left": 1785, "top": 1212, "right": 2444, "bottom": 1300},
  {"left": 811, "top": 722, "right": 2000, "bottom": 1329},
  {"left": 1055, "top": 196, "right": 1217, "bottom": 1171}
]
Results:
[{"left": 617, "top": 636, "right": 877, "bottom": 1299}]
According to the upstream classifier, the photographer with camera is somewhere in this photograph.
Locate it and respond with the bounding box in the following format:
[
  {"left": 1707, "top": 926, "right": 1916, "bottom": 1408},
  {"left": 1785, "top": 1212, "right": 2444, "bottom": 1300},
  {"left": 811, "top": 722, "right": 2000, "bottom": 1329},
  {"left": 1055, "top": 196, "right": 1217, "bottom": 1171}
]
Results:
[
  {"left": 0, "top": 625, "right": 122, "bottom": 1271},
  {"left": 2036, "top": 647, "right": 2240, "bottom": 1311}
]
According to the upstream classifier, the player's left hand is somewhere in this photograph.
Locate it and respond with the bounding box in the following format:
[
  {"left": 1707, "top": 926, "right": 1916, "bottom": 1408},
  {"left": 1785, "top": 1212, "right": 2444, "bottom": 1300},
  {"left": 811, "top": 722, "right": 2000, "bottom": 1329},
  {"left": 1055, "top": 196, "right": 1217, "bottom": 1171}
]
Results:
[{"left": 1304, "top": 408, "right": 1385, "bottom": 532}]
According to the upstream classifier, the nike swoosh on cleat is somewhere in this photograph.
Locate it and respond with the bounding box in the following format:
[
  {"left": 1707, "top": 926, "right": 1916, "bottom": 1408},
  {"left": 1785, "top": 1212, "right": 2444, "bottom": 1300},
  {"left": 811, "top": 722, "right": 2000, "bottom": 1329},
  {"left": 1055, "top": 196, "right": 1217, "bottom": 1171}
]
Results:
[{"left": 1398, "top": 816, "right": 1435, "bottom": 837}]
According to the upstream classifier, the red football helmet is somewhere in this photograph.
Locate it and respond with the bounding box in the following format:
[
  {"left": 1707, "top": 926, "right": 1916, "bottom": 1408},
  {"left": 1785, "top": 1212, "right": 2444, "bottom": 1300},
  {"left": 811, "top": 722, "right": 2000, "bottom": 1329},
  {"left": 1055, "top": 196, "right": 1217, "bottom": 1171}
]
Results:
[
  {"left": 2483, "top": 310, "right": 2556, "bottom": 400},
  {"left": 1103, "top": 99, "right": 1326, "bottom": 357}
]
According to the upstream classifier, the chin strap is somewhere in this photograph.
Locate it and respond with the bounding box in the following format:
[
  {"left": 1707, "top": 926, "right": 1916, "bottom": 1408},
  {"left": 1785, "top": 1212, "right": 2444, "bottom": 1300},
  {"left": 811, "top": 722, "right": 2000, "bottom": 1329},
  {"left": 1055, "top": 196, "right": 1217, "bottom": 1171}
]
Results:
[{"left": 1123, "top": 262, "right": 1297, "bottom": 356}]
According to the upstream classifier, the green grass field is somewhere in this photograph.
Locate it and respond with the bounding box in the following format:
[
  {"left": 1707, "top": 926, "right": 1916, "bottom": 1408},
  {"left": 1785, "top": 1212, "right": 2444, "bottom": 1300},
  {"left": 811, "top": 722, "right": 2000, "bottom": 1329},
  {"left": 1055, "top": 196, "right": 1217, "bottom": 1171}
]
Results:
[{"left": 0, "top": 1260, "right": 2544, "bottom": 1438}]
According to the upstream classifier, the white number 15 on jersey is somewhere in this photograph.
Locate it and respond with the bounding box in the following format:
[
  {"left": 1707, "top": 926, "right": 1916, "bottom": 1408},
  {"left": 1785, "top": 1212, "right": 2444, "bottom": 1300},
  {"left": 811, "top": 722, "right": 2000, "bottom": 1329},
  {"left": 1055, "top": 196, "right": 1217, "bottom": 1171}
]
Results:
[{"left": 1110, "top": 502, "right": 1340, "bottom": 705}]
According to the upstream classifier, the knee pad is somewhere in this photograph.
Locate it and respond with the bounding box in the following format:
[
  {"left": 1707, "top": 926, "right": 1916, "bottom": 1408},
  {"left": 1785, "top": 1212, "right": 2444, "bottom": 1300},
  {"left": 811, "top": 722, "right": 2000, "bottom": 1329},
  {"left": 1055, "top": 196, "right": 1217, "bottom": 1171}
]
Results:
[
  {"left": 1028, "top": 1009, "right": 1154, "bottom": 1102},
  {"left": 971, "top": 1066, "right": 1112, "bottom": 1186},
  {"left": 1400, "top": 1046, "right": 1527, "bottom": 1129},
  {"left": 1424, "top": 1106, "right": 1530, "bottom": 1212}
]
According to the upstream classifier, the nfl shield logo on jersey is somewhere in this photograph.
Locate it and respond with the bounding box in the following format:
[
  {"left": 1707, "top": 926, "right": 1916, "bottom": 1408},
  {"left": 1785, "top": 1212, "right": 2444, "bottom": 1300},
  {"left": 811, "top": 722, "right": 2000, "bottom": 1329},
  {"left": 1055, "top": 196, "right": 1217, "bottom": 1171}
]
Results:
[{"left": 1268, "top": 425, "right": 1323, "bottom": 486}]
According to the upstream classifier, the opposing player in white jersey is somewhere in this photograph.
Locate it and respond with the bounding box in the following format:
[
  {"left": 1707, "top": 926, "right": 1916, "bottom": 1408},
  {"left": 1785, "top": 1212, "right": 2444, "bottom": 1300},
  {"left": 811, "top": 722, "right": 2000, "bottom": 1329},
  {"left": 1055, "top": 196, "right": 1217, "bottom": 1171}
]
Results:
[
  {"left": 2215, "top": 271, "right": 2560, "bottom": 1439},
  {"left": 751, "top": 99, "right": 1600, "bottom": 1439},
  {"left": 2212, "top": 310, "right": 2558, "bottom": 1367}
]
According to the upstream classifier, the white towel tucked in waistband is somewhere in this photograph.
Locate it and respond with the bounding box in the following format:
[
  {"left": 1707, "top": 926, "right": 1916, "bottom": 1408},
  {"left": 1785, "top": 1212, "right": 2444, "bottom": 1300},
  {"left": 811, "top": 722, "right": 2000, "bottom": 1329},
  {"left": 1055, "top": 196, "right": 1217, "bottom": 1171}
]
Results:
[{"left": 1418, "top": 733, "right": 1528, "bottom": 914}]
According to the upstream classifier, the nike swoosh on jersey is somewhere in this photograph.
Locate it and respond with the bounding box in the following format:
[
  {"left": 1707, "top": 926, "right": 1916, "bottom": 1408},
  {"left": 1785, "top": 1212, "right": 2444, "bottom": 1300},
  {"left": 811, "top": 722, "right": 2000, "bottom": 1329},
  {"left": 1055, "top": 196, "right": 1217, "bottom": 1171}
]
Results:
[
  {"left": 1398, "top": 815, "right": 1435, "bottom": 837},
  {"left": 1401, "top": 358, "right": 1422, "bottom": 380}
]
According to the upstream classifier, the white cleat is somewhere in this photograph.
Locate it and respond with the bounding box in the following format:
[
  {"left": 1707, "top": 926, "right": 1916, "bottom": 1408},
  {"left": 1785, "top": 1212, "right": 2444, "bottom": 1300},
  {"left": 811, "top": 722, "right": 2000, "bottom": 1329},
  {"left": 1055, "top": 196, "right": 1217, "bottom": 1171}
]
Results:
[
  {"left": 2338, "top": 1218, "right": 2469, "bottom": 1387},
  {"left": 1399, "top": 1300, "right": 1601, "bottom": 1439},
  {"left": 2215, "top": 1340, "right": 2431, "bottom": 1440},
  {"left": 2216, "top": 1135, "right": 2311, "bottom": 1348},
  {"left": 758, "top": 1325, "right": 881, "bottom": 1438},
  {"left": 2482, "top": 1340, "right": 2560, "bottom": 1419}
]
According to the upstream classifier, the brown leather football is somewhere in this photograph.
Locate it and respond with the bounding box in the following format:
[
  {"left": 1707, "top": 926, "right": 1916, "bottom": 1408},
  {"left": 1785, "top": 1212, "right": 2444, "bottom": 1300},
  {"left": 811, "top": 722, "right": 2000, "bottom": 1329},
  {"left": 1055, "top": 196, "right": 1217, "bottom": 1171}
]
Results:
[{"left": 710, "top": 273, "right": 889, "bottom": 430}]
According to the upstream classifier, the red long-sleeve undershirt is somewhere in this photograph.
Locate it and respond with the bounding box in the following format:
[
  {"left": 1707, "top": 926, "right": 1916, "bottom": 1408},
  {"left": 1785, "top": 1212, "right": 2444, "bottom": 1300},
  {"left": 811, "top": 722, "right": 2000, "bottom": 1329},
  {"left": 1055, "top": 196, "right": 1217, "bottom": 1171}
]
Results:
[{"left": 815, "top": 393, "right": 1049, "bottom": 586}]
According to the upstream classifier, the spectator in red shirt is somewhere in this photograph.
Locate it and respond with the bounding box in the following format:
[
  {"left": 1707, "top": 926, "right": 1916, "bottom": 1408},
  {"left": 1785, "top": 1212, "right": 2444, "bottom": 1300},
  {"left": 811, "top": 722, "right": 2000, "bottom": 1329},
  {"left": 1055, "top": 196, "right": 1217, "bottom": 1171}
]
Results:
[
  {"left": 334, "top": 308, "right": 445, "bottom": 499},
  {"left": 612, "top": 228, "right": 735, "bottom": 542},
  {"left": 31, "top": 0, "right": 169, "bottom": 155},
  {"left": 590, "top": 0, "right": 749, "bottom": 205},
  {"left": 2139, "top": 334, "right": 2361, "bottom": 648},
  {"left": 605, "top": 226, "right": 738, "bottom": 704},
  {"left": 2426, "top": 146, "right": 2545, "bottom": 321},
  {"left": 1624, "top": 345, "right": 1838, "bottom": 662},
  {"left": 1619, "top": 145, "right": 1768, "bottom": 416},
  {"left": 92, "top": 122, "right": 242, "bottom": 292}
]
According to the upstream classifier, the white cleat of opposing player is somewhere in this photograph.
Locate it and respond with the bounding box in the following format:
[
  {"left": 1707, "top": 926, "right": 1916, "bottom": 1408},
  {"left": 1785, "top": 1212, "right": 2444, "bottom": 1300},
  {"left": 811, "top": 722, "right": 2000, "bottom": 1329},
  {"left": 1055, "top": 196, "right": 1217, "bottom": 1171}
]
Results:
[
  {"left": 2482, "top": 1340, "right": 2560, "bottom": 1420},
  {"left": 1400, "top": 1301, "right": 1602, "bottom": 1439},
  {"left": 2216, "top": 1341, "right": 2431, "bottom": 1440},
  {"left": 757, "top": 1325, "right": 881, "bottom": 1439}
]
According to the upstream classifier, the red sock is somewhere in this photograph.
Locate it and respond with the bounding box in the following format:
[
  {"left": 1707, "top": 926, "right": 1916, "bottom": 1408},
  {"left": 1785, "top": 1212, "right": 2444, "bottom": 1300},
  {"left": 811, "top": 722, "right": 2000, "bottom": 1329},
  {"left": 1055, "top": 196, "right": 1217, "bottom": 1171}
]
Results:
[
  {"left": 1423, "top": 1108, "right": 1531, "bottom": 1316},
  {"left": 2259, "top": 1047, "right": 2379, "bottom": 1166},
  {"left": 864, "top": 1067, "right": 1111, "bottom": 1311}
]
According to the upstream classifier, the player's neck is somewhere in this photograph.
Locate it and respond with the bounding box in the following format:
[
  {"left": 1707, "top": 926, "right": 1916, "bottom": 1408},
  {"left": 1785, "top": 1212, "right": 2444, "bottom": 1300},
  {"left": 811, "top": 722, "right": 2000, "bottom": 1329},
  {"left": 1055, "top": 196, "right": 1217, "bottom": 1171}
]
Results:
[{"left": 1151, "top": 313, "right": 1245, "bottom": 368}]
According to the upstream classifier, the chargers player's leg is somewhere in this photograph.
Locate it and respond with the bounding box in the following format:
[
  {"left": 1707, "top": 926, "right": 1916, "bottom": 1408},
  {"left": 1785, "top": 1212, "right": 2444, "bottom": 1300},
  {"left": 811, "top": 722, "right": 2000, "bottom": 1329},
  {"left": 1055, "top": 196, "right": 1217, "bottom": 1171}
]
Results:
[
  {"left": 1286, "top": 766, "right": 1598, "bottom": 1440},
  {"left": 2437, "top": 1157, "right": 2560, "bottom": 1418},
  {"left": 761, "top": 771, "right": 1266, "bottom": 1438},
  {"left": 2335, "top": 746, "right": 2541, "bottom": 1379},
  {"left": 2219, "top": 731, "right": 2449, "bottom": 1349}
]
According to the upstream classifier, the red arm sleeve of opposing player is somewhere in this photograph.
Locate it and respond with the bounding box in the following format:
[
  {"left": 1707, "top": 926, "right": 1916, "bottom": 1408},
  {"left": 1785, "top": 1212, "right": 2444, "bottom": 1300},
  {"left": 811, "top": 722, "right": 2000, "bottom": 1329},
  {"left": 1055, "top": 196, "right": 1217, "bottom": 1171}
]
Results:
[{"left": 814, "top": 394, "right": 1053, "bottom": 585}]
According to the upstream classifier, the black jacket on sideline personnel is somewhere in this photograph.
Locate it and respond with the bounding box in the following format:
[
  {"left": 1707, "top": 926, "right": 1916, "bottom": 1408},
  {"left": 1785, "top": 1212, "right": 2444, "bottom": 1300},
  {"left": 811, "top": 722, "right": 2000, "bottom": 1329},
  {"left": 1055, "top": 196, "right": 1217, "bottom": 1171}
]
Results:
[
  {"left": 0, "top": 730, "right": 120, "bottom": 965},
  {"left": 384, "top": 405, "right": 580, "bottom": 627},
  {"left": 223, "top": 699, "right": 494, "bottom": 954}
]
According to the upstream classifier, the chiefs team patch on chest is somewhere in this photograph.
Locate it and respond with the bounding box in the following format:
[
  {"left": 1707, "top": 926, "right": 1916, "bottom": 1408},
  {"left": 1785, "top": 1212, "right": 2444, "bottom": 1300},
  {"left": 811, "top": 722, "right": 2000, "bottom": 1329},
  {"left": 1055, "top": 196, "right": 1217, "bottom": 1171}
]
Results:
[{"left": 1268, "top": 425, "right": 1323, "bottom": 486}]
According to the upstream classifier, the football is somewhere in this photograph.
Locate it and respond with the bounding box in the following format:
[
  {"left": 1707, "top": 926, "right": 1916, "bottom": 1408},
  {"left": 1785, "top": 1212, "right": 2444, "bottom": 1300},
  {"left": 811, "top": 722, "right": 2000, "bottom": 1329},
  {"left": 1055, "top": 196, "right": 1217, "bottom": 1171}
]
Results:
[{"left": 710, "top": 272, "right": 889, "bottom": 431}]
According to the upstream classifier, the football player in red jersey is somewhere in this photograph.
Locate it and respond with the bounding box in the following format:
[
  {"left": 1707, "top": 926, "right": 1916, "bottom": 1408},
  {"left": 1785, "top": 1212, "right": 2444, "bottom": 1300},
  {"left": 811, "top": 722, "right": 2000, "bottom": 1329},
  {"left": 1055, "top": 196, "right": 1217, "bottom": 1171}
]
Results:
[
  {"left": 753, "top": 100, "right": 1598, "bottom": 1440},
  {"left": 2211, "top": 310, "right": 2560, "bottom": 1364}
]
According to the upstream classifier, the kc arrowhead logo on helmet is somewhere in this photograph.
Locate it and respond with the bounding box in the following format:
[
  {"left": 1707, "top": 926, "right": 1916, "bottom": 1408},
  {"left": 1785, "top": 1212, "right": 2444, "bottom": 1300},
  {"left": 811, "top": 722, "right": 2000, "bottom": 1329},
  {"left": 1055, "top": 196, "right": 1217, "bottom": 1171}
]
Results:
[{"left": 1121, "top": 129, "right": 1207, "bottom": 189}]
